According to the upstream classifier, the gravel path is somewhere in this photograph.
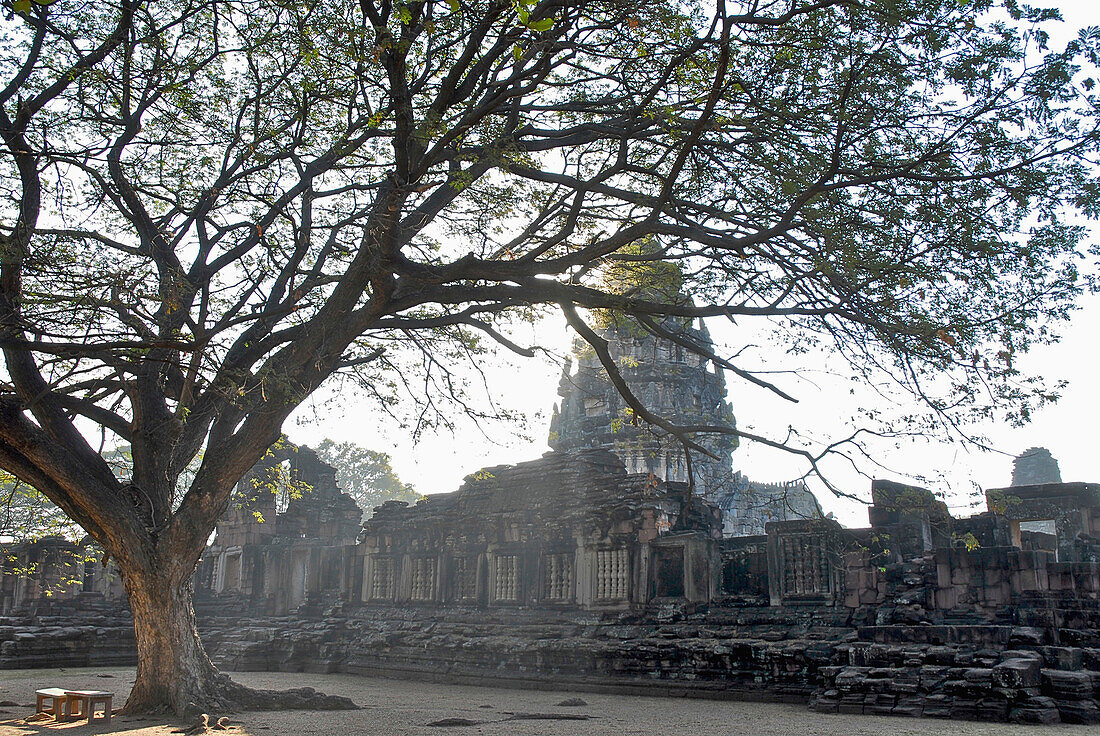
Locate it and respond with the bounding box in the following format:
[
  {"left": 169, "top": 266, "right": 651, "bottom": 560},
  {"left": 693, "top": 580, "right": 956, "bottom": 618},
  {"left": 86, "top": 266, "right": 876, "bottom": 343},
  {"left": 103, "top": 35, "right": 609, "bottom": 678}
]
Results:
[{"left": 0, "top": 667, "right": 1093, "bottom": 735}]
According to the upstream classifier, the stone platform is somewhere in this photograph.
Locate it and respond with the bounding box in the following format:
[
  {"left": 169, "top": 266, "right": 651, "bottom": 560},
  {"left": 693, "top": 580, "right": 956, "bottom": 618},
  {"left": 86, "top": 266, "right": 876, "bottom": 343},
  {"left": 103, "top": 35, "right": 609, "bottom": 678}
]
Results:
[{"left": 2, "top": 595, "right": 1098, "bottom": 724}]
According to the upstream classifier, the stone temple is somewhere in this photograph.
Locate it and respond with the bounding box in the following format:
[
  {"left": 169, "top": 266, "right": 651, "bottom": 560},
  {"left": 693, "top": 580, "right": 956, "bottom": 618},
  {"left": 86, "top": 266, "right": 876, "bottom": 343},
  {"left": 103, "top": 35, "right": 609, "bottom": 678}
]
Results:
[
  {"left": 549, "top": 315, "right": 821, "bottom": 535},
  {"left": 2, "top": 331, "right": 1099, "bottom": 724}
]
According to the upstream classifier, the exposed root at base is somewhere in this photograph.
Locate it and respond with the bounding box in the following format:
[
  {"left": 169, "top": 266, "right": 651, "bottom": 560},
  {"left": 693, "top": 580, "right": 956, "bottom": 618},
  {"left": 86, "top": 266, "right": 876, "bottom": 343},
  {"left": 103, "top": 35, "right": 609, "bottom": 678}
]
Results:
[
  {"left": 172, "top": 714, "right": 233, "bottom": 733},
  {"left": 221, "top": 677, "right": 357, "bottom": 712},
  {"left": 122, "top": 671, "right": 358, "bottom": 717}
]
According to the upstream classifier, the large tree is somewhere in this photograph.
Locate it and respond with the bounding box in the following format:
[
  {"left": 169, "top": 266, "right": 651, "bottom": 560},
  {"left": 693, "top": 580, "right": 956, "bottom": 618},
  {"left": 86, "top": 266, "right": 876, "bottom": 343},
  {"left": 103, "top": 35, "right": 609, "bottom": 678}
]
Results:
[{"left": 0, "top": 0, "right": 1096, "bottom": 715}]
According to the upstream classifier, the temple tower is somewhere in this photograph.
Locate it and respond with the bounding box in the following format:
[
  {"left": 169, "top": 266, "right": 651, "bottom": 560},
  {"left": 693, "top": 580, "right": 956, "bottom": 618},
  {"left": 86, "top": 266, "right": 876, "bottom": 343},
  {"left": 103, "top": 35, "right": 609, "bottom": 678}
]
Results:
[
  {"left": 548, "top": 315, "right": 820, "bottom": 534},
  {"left": 549, "top": 316, "right": 736, "bottom": 498},
  {"left": 1011, "top": 447, "right": 1062, "bottom": 486}
]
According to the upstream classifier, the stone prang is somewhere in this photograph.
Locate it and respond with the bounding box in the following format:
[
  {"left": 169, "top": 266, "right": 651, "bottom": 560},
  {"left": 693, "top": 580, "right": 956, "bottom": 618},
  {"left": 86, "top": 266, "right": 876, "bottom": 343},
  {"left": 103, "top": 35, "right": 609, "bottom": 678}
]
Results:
[
  {"left": 549, "top": 314, "right": 819, "bottom": 534},
  {"left": 549, "top": 317, "right": 735, "bottom": 497},
  {"left": 1012, "top": 447, "right": 1062, "bottom": 487}
]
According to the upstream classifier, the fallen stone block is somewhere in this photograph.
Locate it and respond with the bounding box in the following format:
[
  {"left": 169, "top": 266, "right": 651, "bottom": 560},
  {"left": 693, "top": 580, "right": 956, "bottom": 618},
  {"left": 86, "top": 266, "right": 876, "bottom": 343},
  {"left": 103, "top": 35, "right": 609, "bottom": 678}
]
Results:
[
  {"left": 1041, "top": 647, "right": 1083, "bottom": 670},
  {"left": 950, "top": 698, "right": 979, "bottom": 720},
  {"left": 1008, "top": 627, "right": 1045, "bottom": 646},
  {"left": 838, "top": 693, "right": 865, "bottom": 715},
  {"left": 1009, "top": 696, "right": 1061, "bottom": 724},
  {"left": 993, "top": 658, "right": 1041, "bottom": 689},
  {"left": 893, "top": 695, "right": 925, "bottom": 717},
  {"left": 921, "top": 694, "right": 953, "bottom": 718},
  {"left": 1056, "top": 699, "right": 1100, "bottom": 725},
  {"left": 1044, "top": 669, "right": 1093, "bottom": 699},
  {"left": 977, "top": 696, "right": 1009, "bottom": 722}
]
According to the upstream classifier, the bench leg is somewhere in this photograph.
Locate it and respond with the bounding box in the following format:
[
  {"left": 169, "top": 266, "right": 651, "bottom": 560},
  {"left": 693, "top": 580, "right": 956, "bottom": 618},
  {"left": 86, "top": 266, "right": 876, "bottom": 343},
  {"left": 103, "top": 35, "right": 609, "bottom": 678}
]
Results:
[
  {"left": 53, "top": 696, "right": 68, "bottom": 721},
  {"left": 35, "top": 694, "right": 60, "bottom": 716},
  {"left": 90, "top": 697, "right": 112, "bottom": 723},
  {"left": 64, "top": 695, "right": 85, "bottom": 722}
]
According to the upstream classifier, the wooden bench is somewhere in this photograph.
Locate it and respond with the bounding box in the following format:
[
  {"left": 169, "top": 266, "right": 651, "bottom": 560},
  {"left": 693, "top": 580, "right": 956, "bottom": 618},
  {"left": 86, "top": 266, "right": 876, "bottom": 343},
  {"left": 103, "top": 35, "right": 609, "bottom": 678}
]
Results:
[
  {"left": 34, "top": 688, "right": 70, "bottom": 721},
  {"left": 63, "top": 690, "right": 113, "bottom": 724}
]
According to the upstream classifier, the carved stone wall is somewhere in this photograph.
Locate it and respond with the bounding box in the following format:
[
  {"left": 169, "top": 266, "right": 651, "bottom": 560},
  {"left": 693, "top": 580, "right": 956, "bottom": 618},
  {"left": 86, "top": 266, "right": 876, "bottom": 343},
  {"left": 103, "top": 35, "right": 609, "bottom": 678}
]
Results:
[
  {"left": 356, "top": 450, "right": 721, "bottom": 610},
  {"left": 717, "top": 473, "right": 823, "bottom": 537},
  {"left": 0, "top": 536, "right": 123, "bottom": 615},
  {"left": 986, "top": 482, "right": 1100, "bottom": 563},
  {"left": 194, "top": 442, "right": 362, "bottom": 615}
]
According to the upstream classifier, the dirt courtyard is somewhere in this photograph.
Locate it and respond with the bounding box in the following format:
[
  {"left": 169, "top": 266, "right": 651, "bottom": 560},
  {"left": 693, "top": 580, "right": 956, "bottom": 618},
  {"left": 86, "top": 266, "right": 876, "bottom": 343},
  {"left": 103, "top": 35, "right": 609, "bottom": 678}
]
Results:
[{"left": 0, "top": 667, "right": 1093, "bottom": 736}]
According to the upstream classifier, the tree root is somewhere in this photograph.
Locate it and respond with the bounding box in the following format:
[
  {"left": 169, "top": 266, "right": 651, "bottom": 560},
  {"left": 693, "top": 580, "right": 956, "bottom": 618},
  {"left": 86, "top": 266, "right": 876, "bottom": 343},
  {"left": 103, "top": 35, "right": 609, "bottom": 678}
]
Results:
[
  {"left": 187, "top": 675, "right": 357, "bottom": 715},
  {"left": 123, "top": 671, "right": 358, "bottom": 717},
  {"left": 223, "top": 683, "right": 358, "bottom": 712},
  {"left": 172, "top": 714, "right": 235, "bottom": 733}
]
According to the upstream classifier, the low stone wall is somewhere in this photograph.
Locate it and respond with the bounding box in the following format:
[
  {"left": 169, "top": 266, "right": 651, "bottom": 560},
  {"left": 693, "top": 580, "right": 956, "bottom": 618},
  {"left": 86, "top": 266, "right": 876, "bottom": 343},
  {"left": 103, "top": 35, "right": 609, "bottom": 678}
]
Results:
[
  {"left": 0, "top": 594, "right": 135, "bottom": 669},
  {"left": 199, "top": 604, "right": 850, "bottom": 702},
  {"left": 0, "top": 620, "right": 136, "bottom": 669},
  {"left": 194, "top": 602, "right": 1100, "bottom": 724},
  {"left": 3, "top": 596, "right": 1098, "bottom": 725}
]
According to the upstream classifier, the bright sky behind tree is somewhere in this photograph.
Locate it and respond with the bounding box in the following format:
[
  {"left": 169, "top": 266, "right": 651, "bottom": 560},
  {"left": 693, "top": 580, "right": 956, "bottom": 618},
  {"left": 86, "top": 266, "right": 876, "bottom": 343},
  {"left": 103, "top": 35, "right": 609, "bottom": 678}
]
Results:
[{"left": 287, "top": 1, "right": 1100, "bottom": 527}]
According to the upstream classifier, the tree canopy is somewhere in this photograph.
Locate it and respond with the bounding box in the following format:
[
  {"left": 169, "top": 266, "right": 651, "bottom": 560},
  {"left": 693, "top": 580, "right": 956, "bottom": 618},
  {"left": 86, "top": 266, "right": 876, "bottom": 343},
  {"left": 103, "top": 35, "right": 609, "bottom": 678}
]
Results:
[
  {"left": 0, "top": 0, "right": 1096, "bottom": 714},
  {"left": 315, "top": 439, "right": 421, "bottom": 517}
]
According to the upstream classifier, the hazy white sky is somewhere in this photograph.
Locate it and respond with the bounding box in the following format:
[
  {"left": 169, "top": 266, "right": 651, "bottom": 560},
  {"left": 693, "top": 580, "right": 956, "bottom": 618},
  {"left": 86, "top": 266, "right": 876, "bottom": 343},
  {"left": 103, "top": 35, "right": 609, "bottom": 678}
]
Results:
[{"left": 287, "top": 2, "right": 1100, "bottom": 528}]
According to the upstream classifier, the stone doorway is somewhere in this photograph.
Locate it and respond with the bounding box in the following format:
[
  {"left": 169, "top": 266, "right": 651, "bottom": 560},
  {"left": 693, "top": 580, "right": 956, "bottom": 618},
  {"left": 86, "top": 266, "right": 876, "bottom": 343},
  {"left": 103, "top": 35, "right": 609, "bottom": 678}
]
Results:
[{"left": 654, "top": 546, "right": 685, "bottom": 598}]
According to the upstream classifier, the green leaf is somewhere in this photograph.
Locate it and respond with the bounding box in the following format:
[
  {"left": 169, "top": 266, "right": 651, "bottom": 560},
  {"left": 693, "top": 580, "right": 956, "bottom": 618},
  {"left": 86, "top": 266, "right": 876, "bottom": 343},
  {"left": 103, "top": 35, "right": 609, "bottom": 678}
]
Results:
[
  {"left": 446, "top": 0, "right": 459, "bottom": 10},
  {"left": 13, "top": 0, "right": 31, "bottom": 13},
  {"left": 527, "top": 18, "right": 553, "bottom": 32}
]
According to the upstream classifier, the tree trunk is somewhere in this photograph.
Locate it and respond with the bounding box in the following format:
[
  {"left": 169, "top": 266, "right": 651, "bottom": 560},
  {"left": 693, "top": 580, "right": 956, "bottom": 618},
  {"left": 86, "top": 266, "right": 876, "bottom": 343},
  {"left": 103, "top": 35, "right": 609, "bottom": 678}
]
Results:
[
  {"left": 123, "top": 568, "right": 230, "bottom": 715},
  {"left": 119, "top": 556, "right": 357, "bottom": 715}
]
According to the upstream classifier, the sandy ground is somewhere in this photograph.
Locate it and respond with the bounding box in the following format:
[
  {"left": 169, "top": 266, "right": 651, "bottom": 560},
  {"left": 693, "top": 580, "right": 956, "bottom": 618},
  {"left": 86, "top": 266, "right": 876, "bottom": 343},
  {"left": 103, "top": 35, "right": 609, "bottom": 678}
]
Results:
[{"left": 0, "top": 667, "right": 1094, "bottom": 736}]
